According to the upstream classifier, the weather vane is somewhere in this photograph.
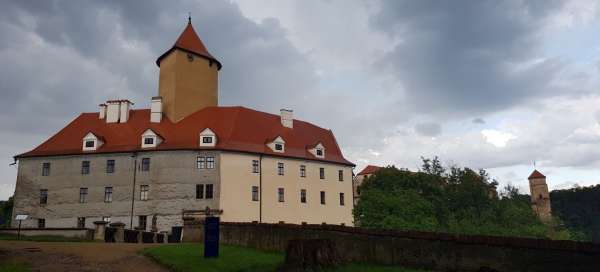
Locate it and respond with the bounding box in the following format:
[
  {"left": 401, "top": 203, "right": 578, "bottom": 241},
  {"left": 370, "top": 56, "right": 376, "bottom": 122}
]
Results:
[{"left": 188, "top": 12, "right": 191, "bottom": 23}]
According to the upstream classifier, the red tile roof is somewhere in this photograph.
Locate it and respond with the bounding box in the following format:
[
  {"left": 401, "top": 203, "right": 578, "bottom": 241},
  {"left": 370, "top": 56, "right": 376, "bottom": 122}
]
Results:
[
  {"left": 15, "top": 106, "right": 354, "bottom": 166},
  {"left": 528, "top": 170, "right": 546, "bottom": 179},
  {"left": 357, "top": 165, "right": 381, "bottom": 176},
  {"left": 156, "top": 21, "right": 221, "bottom": 69}
]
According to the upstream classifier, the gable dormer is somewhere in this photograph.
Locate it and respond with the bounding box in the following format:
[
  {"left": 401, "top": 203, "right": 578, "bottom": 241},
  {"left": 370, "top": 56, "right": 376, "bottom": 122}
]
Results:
[
  {"left": 141, "top": 129, "right": 162, "bottom": 148},
  {"left": 267, "top": 136, "right": 285, "bottom": 153},
  {"left": 199, "top": 128, "right": 217, "bottom": 147},
  {"left": 82, "top": 132, "right": 103, "bottom": 151},
  {"left": 308, "top": 142, "right": 325, "bottom": 159}
]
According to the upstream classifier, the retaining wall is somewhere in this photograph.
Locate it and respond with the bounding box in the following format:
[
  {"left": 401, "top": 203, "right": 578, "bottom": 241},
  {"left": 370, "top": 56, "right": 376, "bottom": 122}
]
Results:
[
  {"left": 0, "top": 228, "right": 93, "bottom": 240},
  {"left": 183, "top": 221, "right": 600, "bottom": 272}
]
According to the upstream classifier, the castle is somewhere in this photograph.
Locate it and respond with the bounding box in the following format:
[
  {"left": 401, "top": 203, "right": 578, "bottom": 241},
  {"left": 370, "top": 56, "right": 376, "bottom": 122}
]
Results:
[
  {"left": 528, "top": 170, "right": 552, "bottom": 221},
  {"left": 11, "top": 20, "right": 355, "bottom": 231}
]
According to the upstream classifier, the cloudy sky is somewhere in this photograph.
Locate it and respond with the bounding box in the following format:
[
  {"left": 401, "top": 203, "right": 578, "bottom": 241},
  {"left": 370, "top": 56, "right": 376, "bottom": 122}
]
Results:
[{"left": 2, "top": 0, "right": 600, "bottom": 200}]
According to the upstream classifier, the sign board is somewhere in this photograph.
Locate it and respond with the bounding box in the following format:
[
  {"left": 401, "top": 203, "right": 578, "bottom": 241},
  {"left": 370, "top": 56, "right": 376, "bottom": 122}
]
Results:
[
  {"left": 15, "top": 214, "right": 28, "bottom": 220},
  {"left": 204, "top": 216, "right": 220, "bottom": 258}
]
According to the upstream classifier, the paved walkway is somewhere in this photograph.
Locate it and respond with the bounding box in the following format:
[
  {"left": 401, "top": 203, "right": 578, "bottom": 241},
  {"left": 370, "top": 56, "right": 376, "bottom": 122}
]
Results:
[{"left": 0, "top": 241, "right": 168, "bottom": 272}]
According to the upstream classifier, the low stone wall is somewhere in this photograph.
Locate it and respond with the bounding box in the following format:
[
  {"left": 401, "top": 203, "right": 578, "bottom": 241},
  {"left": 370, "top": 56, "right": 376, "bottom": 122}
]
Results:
[
  {"left": 183, "top": 221, "right": 600, "bottom": 272},
  {"left": 0, "top": 228, "right": 93, "bottom": 240}
]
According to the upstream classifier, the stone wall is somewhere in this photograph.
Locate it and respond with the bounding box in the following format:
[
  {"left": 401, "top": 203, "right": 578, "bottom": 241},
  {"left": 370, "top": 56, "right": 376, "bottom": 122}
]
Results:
[
  {"left": 0, "top": 228, "right": 93, "bottom": 240},
  {"left": 184, "top": 221, "right": 600, "bottom": 272}
]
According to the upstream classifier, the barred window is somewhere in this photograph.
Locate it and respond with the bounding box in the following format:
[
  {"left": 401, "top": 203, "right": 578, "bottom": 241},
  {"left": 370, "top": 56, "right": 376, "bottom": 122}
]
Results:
[
  {"left": 300, "top": 165, "right": 306, "bottom": 178},
  {"left": 197, "top": 156, "right": 205, "bottom": 169},
  {"left": 252, "top": 160, "right": 259, "bottom": 173},
  {"left": 106, "top": 160, "right": 115, "bottom": 173},
  {"left": 206, "top": 156, "right": 215, "bottom": 169},
  {"left": 42, "top": 162, "right": 51, "bottom": 176},
  {"left": 141, "top": 158, "right": 150, "bottom": 171},
  {"left": 252, "top": 186, "right": 259, "bottom": 201}
]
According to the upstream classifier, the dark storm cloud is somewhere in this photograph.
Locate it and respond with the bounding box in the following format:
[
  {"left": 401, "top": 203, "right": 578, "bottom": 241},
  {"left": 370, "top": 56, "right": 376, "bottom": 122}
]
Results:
[{"left": 371, "top": 0, "right": 566, "bottom": 117}]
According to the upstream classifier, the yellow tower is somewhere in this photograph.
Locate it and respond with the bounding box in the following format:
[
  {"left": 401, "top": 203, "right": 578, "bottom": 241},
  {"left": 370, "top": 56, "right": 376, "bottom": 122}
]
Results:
[
  {"left": 156, "top": 18, "right": 222, "bottom": 122},
  {"left": 528, "top": 170, "right": 552, "bottom": 222}
]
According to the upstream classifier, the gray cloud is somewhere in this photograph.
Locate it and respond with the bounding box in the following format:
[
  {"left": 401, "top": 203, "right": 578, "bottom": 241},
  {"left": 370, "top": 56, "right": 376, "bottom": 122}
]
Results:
[
  {"left": 472, "top": 118, "right": 486, "bottom": 124},
  {"left": 414, "top": 122, "right": 442, "bottom": 137}
]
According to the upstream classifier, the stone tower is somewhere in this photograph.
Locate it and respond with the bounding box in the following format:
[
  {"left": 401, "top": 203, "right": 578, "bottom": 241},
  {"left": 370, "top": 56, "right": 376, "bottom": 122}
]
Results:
[
  {"left": 528, "top": 170, "right": 552, "bottom": 222},
  {"left": 156, "top": 18, "right": 222, "bottom": 122}
]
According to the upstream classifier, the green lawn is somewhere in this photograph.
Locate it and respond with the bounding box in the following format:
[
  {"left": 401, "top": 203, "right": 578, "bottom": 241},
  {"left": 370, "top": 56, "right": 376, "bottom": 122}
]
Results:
[
  {"left": 0, "top": 261, "right": 30, "bottom": 272},
  {"left": 142, "top": 244, "right": 428, "bottom": 272},
  {"left": 0, "top": 233, "right": 87, "bottom": 242}
]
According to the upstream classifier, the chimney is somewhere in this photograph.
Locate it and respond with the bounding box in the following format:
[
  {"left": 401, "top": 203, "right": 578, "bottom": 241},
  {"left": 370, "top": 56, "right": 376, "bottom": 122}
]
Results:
[
  {"left": 280, "top": 109, "right": 293, "bottom": 128},
  {"left": 150, "top": 96, "right": 162, "bottom": 123},
  {"left": 119, "top": 100, "right": 133, "bottom": 123},
  {"left": 105, "top": 101, "right": 121, "bottom": 123},
  {"left": 99, "top": 104, "right": 107, "bottom": 119}
]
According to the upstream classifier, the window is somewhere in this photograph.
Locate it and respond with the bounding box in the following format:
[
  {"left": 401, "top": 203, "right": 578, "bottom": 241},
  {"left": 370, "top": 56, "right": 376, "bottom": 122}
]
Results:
[
  {"left": 79, "top": 188, "right": 88, "bottom": 203},
  {"left": 339, "top": 193, "right": 345, "bottom": 206},
  {"left": 320, "top": 167, "right": 325, "bottom": 179},
  {"left": 320, "top": 191, "right": 326, "bottom": 205},
  {"left": 252, "top": 160, "right": 259, "bottom": 173},
  {"left": 197, "top": 156, "right": 205, "bottom": 169},
  {"left": 42, "top": 162, "right": 51, "bottom": 176},
  {"left": 85, "top": 140, "right": 95, "bottom": 148},
  {"left": 138, "top": 215, "right": 147, "bottom": 230},
  {"left": 77, "top": 217, "right": 86, "bottom": 228},
  {"left": 141, "top": 158, "right": 150, "bottom": 171},
  {"left": 106, "top": 160, "right": 115, "bottom": 173},
  {"left": 338, "top": 170, "right": 344, "bottom": 181},
  {"left": 81, "top": 161, "right": 90, "bottom": 175},
  {"left": 196, "top": 184, "right": 204, "bottom": 199},
  {"left": 278, "top": 162, "right": 284, "bottom": 176},
  {"left": 278, "top": 188, "right": 285, "bottom": 202},
  {"left": 206, "top": 156, "right": 215, "bottom": 169},
  {"left": 202, "top": 136, "right": 213, "bottom": 144},
  {"left": 300, "top": 189, "right": 307, "bottom": 203},
  {"left": 140, "top": 185, "right": 149, "bottom": 201},
  {"left": 300, "top": 165, "right": 306, "bottom": 178},
  {"left": 40, "top": 189, "right": 48, "bottom": 205},
  {"left": 102, "top": 216, "right": 111, "bottom": 223},
  {"left": 38, "top": 218, "right": 45, "bottom": 228},
  {"left": 206, "top": 184, "right": 214, "bottom": 199},
  {"left": 144, "top": 137, "right": 154, "bottom": 145},
  {"left": 252, "top": 186, "right": 259, "bottom": 201},
  {"left": 104, "top": 187, "right": 113, "bottom": 203},
  {"left": 316, "top": 148, "right": 323, "bottom": 156},
  {"left": 275, "top": 143, "right": 283, "bottom": 151}
]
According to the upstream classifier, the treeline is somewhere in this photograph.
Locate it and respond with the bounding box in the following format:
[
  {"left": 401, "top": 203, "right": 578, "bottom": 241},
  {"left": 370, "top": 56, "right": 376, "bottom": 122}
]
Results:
[
  {"left": 551, "top": 185, "right": 600, "bottom": 242},
  {"left": 0, "top": 196, "right": 13, "bottom": 227},
  {"left": 354, "top": 157, "right": 576, "bottom": 239}
]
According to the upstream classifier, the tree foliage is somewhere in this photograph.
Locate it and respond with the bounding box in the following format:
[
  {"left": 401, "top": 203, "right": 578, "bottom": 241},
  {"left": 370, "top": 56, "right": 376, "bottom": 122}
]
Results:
[
  {"left": 551, "top": 185, "right": 600, "bottom": 242},
  {"left": 0, "top": 196, "right": 13, "bottom": 227},
  {"left": 354, "top": 158, "right": 576, "bottom": 239}
]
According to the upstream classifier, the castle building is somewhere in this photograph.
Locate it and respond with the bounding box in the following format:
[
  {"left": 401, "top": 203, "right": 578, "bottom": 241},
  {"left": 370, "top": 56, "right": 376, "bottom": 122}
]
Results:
[
  {"left": 528, "top": 170, "right": 552, "bottom": 221},
  {"left": 352, "top": 165, "right": 381, "bottom": 205},
  {"left": 11, "top": 20, "right": 355, "bottom": 231}
]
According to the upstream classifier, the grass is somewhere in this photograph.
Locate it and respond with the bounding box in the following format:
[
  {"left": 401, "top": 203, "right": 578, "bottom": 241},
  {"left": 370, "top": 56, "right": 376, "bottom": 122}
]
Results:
[
  {"left": 0, "top": 233, "right": 87, "bottom": 242},
  {"left": 0, "top": 261, "right": 30, "bottom": 272},
  {"left": 143, "top": 243, "right": 430, "bottom": 272}
]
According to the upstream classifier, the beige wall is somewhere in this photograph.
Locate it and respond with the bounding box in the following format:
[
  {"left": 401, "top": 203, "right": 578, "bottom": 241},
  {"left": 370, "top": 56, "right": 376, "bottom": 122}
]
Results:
[
  {"left": 158, "top": 49, "right": 219, "bottom": 122},
  {"left": 220, "top": 152, "right": 354, "bottom": 226},
  {"left": 529, "top": 177, "right": 552, "bottom": 221}
]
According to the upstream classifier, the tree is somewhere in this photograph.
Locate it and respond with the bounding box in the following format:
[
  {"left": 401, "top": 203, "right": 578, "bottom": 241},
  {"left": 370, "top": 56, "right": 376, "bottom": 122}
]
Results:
[
  {"left": 550, "top": 185, "right": 600, "bottom": 242},
  {"left": 0, "top": 196, "right": 14, "bottom": 227}
]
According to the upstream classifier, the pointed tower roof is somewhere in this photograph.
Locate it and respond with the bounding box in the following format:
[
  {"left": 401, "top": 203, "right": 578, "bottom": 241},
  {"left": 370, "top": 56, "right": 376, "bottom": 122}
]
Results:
[
  {"left": 528, "top": 170, "right": 546, "bottom": 179},
  {"left": 156, "top": 19, "right": 222, "bottom": 70}
]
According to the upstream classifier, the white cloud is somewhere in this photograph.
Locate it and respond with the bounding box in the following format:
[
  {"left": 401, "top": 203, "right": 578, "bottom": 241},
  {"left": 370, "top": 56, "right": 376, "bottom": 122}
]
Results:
[{"left": 481, "top": 129, "right": 517, "bottom": 148}]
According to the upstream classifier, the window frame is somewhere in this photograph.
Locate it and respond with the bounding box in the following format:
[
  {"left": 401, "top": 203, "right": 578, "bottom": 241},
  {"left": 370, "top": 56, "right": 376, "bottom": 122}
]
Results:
[
  {"left": 141, "top": 158, "right": 150, "bottom": 171},
  {"left": 40, "top": 189, "right": 48, "bottom": 205},
  {"left": 277, "top": 162, "right": 284, "bottom": 176},
  {"left": 84, "top": 140, "right": 95, "bottom": 148},
  {"left": 138, "top": 215, "right": 147, "bottom": 230},
  {"left": 196, "top": 156, "right": 205, "bottom": 169},
  {"left": 206, "top": 156, "right": 215, "bottom": 169},
  {"left": 79, "top": 188, "right": 88, "bottom": 203},
  {"left": 38, "top": 218, "right": 46, "bottom": 229},
  {"left": 320, "top": 191, "right": 326, "bottom": 205},
  {"left": 275, "top": 143, "right": 283, "bottom": 151},
  {"left": 81, "top": 161, "right": 90, "bottom": 175},
  {"left": 300, "top": 165, "right": 306, "bottom": 178},
  {"left": 252, "top": 186, "right": 259, "bottom": 201},
  {"left": 252, "top": 160, "right": 259, "bottom": 173},
  {"left": 339, "top": 192, "right": 345, "bottom": 206},
  {"left": 316, "top": 148, "right": 323, "bottom": 156},
  {"left": 319, "top": 167, "right": 325, "bottom": 179},
  {"left": 140, "top": 185, "right": 149, "bottom": 201},
  {"left": 196, "top": 184, "right": 204, "bottom": 199},
  {"left": 77, "top": 217, "right": 86, "bottom": 228},
  {"left": 338, "top": 170, "right": 344, "bottom": 181},
  {"left": 104, "top": 187, "right": 113, "bottom": 203},
  {"left": 205, "top": 184, "right": 214, "bottom": 199},
  {"left": 106, "top": 159, "right": 115, "bottom": 173},
  {"left": 278, "top": 188, "right": 285, "bottom": 202},
  {"left": 202, "top": 136, "right": 213, "bottom": 144},
  {"left": 300, "top": 189, "right": 307, "bottom": 203},
  {"left": 143, "top": 137, "right": 154, "bottom": 145},
  {"left": 42, "top": 162, "right": 51, "bottom": 176}
]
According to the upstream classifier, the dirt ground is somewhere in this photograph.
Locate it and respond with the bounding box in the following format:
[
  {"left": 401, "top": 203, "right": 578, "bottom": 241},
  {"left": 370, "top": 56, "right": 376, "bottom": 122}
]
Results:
[{"left": 0, "top": 241, "right": 169, "bottom": 272}]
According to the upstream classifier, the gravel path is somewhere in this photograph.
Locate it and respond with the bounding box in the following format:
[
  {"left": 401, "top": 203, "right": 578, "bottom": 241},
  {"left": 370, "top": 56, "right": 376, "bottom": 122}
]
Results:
[{"left": 0, "top": 241, "right": 168, "bottom": 272}]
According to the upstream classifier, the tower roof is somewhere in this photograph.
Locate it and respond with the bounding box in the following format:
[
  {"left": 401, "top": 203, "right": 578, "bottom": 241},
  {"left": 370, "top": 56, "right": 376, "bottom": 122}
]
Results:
[
  {"left": 156, "top": 20, "right": 222, "bottom": 69},
  {"left": 528, "top": 170, "right": 546, "bottom": 179},
  {"left": 357, "top": 165, "right": 381, "bottom": 176}
]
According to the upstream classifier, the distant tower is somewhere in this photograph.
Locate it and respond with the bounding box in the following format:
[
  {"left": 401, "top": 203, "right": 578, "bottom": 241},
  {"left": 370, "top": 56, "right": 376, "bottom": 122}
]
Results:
[
  {"left": 156, "top": 18, "right": 222, "bottom": 122},
  {"left": 528, "top": 170, "right": 552, "bottom": 222}
]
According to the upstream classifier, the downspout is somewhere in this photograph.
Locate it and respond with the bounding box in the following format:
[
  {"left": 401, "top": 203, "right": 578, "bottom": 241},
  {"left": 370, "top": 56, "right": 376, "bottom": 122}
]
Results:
[
  {"left": 259, "top": 154, "right": 263, "bottom": 223},
  {"left": 129, "top": 153, "right": 138, "bottom": 228}
]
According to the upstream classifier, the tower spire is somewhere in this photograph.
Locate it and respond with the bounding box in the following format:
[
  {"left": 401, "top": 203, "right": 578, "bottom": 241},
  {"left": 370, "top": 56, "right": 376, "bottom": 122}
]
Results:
[{"left": 188, "top": 12, "right": 191, "bottom": 24}]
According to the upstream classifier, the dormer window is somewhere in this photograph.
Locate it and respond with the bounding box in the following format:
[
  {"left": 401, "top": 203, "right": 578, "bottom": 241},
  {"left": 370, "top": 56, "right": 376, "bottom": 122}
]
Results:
[
  {"left": 267, "top": 136, "right": 285, "bottom": 153},
  {"left": 199, "top": 128, "right": 217, "bottom": 147},
  {"left": 309, "top": 142, "right": 325, "bottom": 158},
  {"left": 82, "top": 132, "right": 103, "bottom": 151},
  {"left": 141, "top": 129, "right": 162, "bottom": 148}
]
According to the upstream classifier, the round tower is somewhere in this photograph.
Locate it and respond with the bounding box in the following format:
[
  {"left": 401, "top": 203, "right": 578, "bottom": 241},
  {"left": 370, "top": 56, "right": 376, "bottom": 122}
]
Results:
[
  {"left": 528, "top": 170, "right": 552, "bottom": 222},
  {"left": 156, "top": 18, "right": 222, "bottom": 122}
]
